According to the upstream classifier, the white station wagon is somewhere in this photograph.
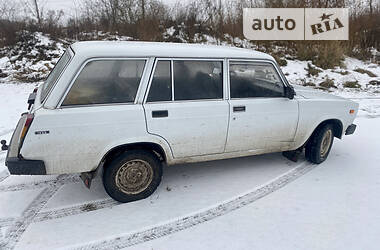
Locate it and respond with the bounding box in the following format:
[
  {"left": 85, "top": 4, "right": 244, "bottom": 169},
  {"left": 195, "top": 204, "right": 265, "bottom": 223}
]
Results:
[{"left": 2, "top": 42, "right": 358, "bottom": 202}]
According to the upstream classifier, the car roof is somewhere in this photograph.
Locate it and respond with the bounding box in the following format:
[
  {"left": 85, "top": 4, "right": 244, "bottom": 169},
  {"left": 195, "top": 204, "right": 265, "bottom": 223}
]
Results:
[{"left": 70, "top": 41, "right": 274, "bottom": 61}]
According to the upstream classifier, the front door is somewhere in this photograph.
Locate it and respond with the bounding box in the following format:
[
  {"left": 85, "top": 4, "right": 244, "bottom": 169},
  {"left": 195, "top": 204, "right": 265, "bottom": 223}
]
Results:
[
  {"left": 143, "top": 59, "right": 229, "bottom": 158},
  {"left": 225, "top": 61, "right": 299, "bottom": 153}
]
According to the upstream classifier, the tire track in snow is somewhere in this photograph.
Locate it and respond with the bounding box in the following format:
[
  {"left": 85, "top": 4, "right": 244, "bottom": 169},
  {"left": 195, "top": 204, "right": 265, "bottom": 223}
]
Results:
[
  {"left": 0, "top": 174, "right": 81, "bottom": 248},
  {"left": 0, "top": 217, "right": 16, "bottom": 227},
  {"left": 0, "top": 174, "right": 80, "bottom": 192},
  {"left": 34, "top": 198, "right": 119, "bottom": 222},
  {"left": 0, "top": 170, "right": 10, "bottom": 183},
  {"left": 0, "top": 198, "right": 118, "bottom": 228},
  {"left": 1, "top": 184, "right": 63, "bottom": 250},
  {"left": 75, "top": 161, "right": 316, "bottom": 250}
]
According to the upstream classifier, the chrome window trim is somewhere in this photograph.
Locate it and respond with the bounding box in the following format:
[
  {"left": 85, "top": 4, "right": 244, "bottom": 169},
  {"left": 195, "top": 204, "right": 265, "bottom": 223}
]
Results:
[
  {"left": 142, "top": 58, "right": 159, "bottom": 103},
  {"left": 135, "top": 57, "right": 155, "bottom": 104},
  {"left": 57, "top": 57, "right": 149, "bottom": 109},
  {"left": 227, "top": 59, "right": 288, "bottom": 100},
  {"left": 223, "top": 58, "right": 229, "bottom": 100},
  {"left": 171, "top": 60, "right": 174, "bottom": 101}
]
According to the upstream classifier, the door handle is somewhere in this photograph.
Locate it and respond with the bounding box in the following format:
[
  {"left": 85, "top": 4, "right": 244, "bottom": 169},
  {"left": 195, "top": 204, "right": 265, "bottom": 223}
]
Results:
[
  {"left": 233, "top": 106, "right": 246, "bottom": 112},
  {"left": 152, "top": 110, "right": 168, "bottom": 118}
]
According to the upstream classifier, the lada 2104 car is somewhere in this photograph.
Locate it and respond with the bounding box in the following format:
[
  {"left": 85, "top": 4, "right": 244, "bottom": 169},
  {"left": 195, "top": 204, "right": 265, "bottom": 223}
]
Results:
[{"left": 1, "top": 42, "right": 358, "bottom": 202}]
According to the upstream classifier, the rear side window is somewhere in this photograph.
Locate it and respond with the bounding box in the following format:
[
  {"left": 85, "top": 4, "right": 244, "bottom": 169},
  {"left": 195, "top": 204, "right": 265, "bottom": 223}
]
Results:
[
  {"left": 147, "top": 61, "right": 172, "bottom": 102},
  {"left": 230, "top": 62, "right": 284, "bottom": 98},
  {"left": 173, "top": 60, "right": 223, "bottom": 101},
  {"left": 62, "top": 60, "right": 146, "bottom": 106},
  {"left": 41, "top": 50, "right": 71, "bottom": 102}
]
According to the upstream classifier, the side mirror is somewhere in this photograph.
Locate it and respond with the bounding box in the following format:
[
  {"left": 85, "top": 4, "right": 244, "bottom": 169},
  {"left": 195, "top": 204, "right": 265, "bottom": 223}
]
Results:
[{"left": 285, "top": 85, "right": 295, "bottom": 99}]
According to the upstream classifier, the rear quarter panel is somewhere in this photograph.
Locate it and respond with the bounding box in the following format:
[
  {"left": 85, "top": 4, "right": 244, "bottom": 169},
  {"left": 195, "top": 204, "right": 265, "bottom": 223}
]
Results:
[{"left": 20, "top": 105, "right": 173, "bottom": 174}]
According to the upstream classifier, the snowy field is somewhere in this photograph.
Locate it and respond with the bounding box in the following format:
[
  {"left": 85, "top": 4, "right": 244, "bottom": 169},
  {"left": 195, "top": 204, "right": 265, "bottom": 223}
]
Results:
[{"left": 0, "top": 82, "right": 380, "bottom": 249}]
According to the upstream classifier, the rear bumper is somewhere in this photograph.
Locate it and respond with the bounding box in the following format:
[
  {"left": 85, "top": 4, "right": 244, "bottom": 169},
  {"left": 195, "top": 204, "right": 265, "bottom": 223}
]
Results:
[
  {"left": 345, "top": 124, "right": 357, "bottom": 135},
  {"left": 6, "top": 157, "right": 46, "bottom": 175},
  {"left": 5, "top": 114, "right": 46, "bottom": 175}
]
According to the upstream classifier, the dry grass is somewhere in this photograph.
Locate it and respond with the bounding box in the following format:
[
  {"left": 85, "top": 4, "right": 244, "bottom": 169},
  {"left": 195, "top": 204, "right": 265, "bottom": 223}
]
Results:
[
  {"left": 333, "top": 70, "right": 350, "bottom": 75},
  {"left": 273, "top": 54, "right": 287, "bottom": 66},
  {"left": 303, "top": 81, "right": 316, "bottom": 87},
  {"left": 306, "top": 63, "right": 322, "bottom": 77},
  {"left": 296, "top": 42, "right": 346, "bottom": 70},
  {"left": 343, "top": 81, "right": 361, "bottom": 88},
  {"left": 354, "top": 68, "right": 377, "bottom": 77},
  {"left": 319, "top": 78, "right": 336, "bottom": 89}
]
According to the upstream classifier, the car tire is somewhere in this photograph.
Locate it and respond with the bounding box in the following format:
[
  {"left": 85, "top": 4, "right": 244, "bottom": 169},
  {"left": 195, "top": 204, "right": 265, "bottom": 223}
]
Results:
[
  {"left": 103, "top": 150, "right": 162, "bottom": 203},
  {"left": 305, "top": 124, "right": 334, "bottom": 164}
]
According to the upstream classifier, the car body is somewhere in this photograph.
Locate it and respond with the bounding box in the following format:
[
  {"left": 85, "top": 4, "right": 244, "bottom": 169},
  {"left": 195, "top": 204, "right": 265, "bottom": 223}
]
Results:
[{"left": 3, "top": 41, "right": 358, "bottom": 202}]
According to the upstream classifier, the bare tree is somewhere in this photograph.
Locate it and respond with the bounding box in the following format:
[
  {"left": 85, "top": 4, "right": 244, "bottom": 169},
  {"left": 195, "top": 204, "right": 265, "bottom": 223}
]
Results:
[
  {"left": 33, "top": 0, "right": 41, "bottom": 23},
  {"left": 141, "top": 0, "right": 145, "bottom": 20},
  {"left": 0, "top": 0, "right": 19, "bottom": 20},
  {"left": 24, "top": 0, "right": 46, "bottom": 24},
  {"left": 369, "top": 0, "right": 373, "bottom": 15}
]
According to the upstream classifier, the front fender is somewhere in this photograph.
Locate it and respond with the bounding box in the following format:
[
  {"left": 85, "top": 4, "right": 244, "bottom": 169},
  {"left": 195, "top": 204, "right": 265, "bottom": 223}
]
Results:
[{"left": 291, "top": 99, "right": 357, "bottom": 150}]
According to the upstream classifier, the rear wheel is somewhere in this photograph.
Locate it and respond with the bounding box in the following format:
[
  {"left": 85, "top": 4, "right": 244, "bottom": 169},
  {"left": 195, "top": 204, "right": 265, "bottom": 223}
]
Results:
[
  {"left": 103, "top": 150, "right": 162, "bottom": 203},
  {"left": 305, "top": 124, "right": 334, "bottom": 164}
]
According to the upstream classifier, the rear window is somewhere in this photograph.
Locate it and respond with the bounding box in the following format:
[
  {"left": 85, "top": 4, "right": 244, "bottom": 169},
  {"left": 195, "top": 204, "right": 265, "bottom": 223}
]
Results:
[
  {"left": 41, "top": 50, "right": 71, "bottom": 101},
  {"left": 62, "top": 60, "right": 146, "bottom": 106}
]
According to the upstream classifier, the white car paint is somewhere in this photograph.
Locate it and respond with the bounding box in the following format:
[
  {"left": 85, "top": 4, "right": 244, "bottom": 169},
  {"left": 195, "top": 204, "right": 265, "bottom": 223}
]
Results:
[
  {"left": 15, "top": 42, "right": 358, "bottom": 174},
  {"left": 226, "top": 97, "right": 299, "bottom": 153},
  {"left": 144, "top": 100, "right": 230, "bottom": 158}
]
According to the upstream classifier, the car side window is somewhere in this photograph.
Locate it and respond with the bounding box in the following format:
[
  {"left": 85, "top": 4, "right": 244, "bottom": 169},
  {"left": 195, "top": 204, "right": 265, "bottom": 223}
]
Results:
[
  {"left": 62, "top": 60, "right": 146, "bottom": 106},
  {"left": 229, "top": 62, "right": 284, "bottom": 98},
  {"left": 147, "top": 60, "right": 172, "bottom": 102},
  {"left": 173, "top": 60, "right": 223, "bottom": 101}
]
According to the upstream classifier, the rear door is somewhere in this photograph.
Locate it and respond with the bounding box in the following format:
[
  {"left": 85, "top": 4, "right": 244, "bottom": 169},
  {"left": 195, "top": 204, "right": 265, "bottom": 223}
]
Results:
[
  {"left": 143, "top": 59, "right": 229, "bottom": 158},
  {"left": 225, "top": 60, "right": 299, "bottom": 153}
]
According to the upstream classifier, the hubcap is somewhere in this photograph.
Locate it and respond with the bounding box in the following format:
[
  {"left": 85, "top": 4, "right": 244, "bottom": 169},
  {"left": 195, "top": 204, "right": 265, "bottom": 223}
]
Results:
[
  {"left": 115, "top": 159, "right": 153, "bottom": 195},
  {"left": 320, "top": 129, "right": 332, "bottom": 158}
]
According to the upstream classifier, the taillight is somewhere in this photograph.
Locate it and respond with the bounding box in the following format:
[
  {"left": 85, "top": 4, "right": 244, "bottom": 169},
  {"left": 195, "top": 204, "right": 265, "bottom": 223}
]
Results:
[{"left": 20, "top": 114, "right": 34, "bottom": 147}]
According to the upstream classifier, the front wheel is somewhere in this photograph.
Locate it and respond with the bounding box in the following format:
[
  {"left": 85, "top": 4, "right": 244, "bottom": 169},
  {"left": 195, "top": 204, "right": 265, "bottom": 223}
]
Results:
[
  {"left": 305, "top": 124, "right": 334, "bottom": 164},
  {"left": 103, "top": 150, "right": 162, "bottom": 203}
]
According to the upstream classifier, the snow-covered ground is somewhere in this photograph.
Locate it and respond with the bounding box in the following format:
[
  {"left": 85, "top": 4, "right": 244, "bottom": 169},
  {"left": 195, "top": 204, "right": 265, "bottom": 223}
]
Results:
[
  {"left": 282, "top": 57, "right": 380, "bottom": 94},
  {"left": 0, "top": 78, "right": 380, "bottom": 249}
]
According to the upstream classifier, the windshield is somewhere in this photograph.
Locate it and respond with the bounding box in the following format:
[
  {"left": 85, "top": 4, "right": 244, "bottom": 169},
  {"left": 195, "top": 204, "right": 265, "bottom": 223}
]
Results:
[{"left": 41, "top": 50, "right": 71, "bottom": 102}]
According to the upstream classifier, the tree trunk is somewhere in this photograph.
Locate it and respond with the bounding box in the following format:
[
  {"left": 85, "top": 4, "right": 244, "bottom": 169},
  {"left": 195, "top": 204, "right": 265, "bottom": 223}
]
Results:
[
  {"left": 141, "top": 0, "right": 145, "bottom": 20},
  {"left": 33, "top": 0, "right": 41, "bottom": 24}
]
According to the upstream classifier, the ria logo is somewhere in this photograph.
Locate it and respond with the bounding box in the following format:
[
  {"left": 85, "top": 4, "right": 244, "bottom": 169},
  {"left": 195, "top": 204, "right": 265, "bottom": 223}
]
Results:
[
  {"left": 310, "top": 13, "right": 344, "bottom": 35},
  {"left": 243, "top": 8, "right": 348, "bottom": 40}
]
